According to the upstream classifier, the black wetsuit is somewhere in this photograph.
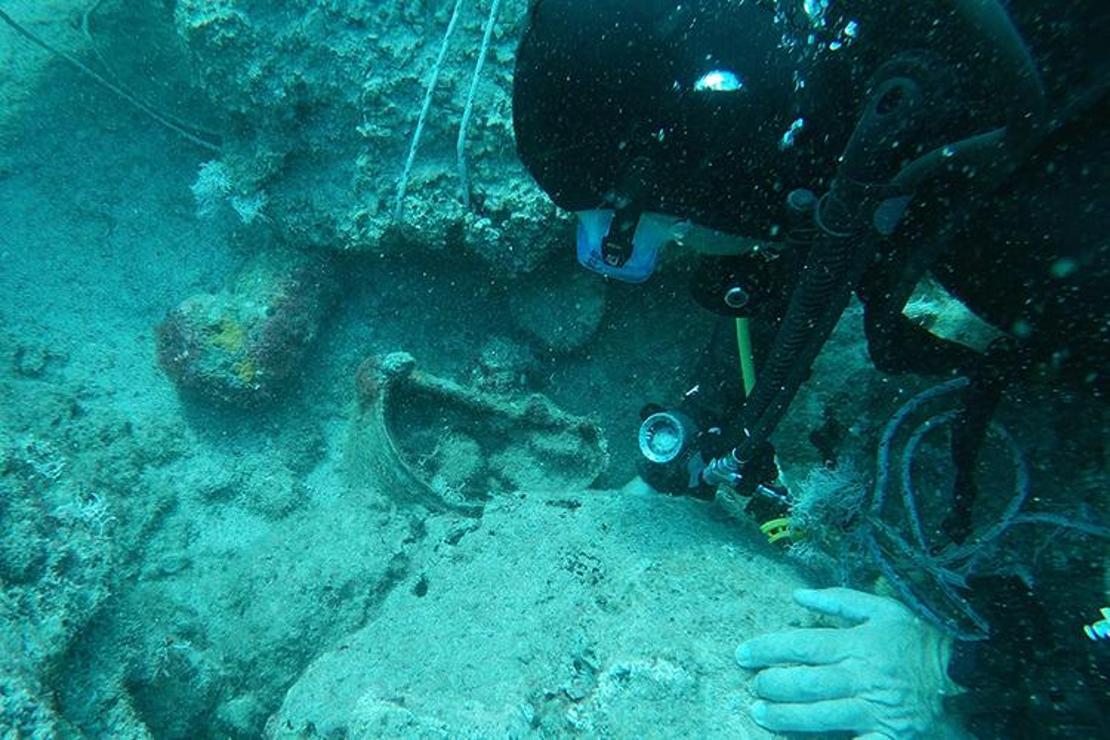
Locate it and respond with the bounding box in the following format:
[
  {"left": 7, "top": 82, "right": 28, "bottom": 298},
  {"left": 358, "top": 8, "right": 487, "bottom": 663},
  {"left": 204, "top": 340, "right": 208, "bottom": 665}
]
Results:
[
  {"left": 515, "top": 2, "right": 1110, "bottom": 735},
  {"left": 717, "top": 5, "right": 1110, "bottom": 736}
]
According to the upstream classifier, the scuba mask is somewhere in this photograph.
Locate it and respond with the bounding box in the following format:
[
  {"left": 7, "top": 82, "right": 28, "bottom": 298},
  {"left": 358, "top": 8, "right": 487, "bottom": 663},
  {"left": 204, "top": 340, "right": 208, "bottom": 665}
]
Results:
[
  {"left": 576, "top": 209, "right": 756, "bottom": 283},
  {"left": 576, "top": 210, "right": 678, "bottom": 283}
]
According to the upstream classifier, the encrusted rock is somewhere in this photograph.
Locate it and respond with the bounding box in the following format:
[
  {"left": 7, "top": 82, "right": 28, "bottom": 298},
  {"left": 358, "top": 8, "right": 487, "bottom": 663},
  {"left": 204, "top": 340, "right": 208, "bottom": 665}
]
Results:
[{"left": 156, "top": 249, "right": 336, "bottom": 408}]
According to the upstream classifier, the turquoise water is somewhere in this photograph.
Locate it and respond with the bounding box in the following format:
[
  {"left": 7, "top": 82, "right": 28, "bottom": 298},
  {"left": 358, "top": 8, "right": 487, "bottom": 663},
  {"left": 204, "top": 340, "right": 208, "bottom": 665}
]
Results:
[{"left": 1, "top": 2, "right": 1106, "bottom": 738}]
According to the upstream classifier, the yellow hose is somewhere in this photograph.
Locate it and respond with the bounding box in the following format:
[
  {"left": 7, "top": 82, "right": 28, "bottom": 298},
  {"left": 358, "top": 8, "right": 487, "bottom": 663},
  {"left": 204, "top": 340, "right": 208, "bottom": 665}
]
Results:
[{"left": 735, "top": 318, "right": 756, "bottom": 397}]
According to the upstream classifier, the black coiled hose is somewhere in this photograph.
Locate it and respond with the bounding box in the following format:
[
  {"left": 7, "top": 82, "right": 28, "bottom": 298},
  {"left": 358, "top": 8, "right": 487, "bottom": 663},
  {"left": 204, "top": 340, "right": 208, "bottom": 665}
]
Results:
[
  {"left": 732, "top": 226, "right": 861, "bottom": 461},
  {"left": 730, "top": 68, "right": 945, "bottom": 462}
]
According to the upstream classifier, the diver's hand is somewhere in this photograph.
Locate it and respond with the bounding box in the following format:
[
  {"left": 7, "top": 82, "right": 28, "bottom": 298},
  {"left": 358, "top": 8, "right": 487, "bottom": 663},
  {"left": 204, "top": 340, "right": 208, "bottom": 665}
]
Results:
[{"left": 736, "top": 588, "right": 967, "bottom": 739}]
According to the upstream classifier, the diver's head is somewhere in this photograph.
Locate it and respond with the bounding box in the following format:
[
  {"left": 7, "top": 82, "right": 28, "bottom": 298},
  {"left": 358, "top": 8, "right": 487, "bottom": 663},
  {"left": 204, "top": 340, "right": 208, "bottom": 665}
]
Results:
[{"left": 512, "top": 0, "right": 849, "bottom": 281}]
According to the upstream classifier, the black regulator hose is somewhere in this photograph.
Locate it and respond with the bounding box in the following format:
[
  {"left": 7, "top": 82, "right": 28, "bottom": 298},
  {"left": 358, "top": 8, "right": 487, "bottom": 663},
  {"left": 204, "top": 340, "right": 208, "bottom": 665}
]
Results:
[
  {"left": 729, "top": 65, "right": 949, "bottom": 465},
  {"left": 732, "top": 234, "right": 862, "bottom": 462}
]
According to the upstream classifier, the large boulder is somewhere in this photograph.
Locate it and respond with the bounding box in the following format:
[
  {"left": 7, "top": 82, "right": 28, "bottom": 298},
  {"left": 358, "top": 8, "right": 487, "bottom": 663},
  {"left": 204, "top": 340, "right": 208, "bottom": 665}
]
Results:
[{"left": 267, "top": 483, "right": 811, "bottom": 739}]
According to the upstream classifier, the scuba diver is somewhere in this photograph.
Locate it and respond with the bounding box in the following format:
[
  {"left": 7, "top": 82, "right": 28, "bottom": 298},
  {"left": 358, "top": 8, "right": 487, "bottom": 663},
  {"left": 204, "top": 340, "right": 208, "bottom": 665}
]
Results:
[{"left": 512, "top": 0, "right": 1109, "bottom": 737}]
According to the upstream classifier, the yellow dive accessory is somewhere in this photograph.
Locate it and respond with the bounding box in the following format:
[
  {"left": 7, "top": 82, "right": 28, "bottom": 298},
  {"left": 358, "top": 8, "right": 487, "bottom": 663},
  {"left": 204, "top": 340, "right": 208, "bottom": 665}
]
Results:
[{"left": 759, "top": 517, "right": 796, "bottom": 545}]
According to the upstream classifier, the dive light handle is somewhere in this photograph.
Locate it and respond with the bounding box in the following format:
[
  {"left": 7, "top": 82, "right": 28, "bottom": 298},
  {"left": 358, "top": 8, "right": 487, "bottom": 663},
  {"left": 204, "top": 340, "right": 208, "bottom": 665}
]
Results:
[
  {"left": 703, "top": 446, "right": 792, "bottom": 524},
  {"left": 702, "top": 453, "right": 743, "bottom": 489},
  {"left": 702, "top": 443, "right": 782, "bottom": 500}
]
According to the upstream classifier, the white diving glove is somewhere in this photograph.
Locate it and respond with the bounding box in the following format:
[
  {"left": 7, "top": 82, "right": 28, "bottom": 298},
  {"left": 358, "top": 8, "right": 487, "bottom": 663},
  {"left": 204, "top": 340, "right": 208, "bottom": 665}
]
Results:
[{"left": 736, "top": 588, "right": 968, "bottom": 739}]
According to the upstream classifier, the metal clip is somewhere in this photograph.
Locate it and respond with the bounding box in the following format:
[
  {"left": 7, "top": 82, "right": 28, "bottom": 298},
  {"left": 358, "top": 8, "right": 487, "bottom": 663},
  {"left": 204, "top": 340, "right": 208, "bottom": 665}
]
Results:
[{"left": 702, "top": 454, "right": 743, "bottom": 489}]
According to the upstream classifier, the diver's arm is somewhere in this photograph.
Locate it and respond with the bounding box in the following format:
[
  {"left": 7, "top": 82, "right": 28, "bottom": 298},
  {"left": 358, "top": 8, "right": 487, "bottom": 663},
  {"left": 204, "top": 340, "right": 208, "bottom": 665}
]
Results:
[
  {"left": 731, "top": 583, "right": 1110, "bottom": 737},
  {"left": 860, "top": 298, "right": 981, "bottom": 376},
  {"left": 855, "top": 259, "right": 982, "bottom": 377},
  {"left": 736, "top": 588, "right": 974, "bottom": 739},
  {"left": 942, "top": 575, "right": 1110, "bottom": 736}
]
